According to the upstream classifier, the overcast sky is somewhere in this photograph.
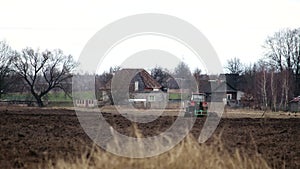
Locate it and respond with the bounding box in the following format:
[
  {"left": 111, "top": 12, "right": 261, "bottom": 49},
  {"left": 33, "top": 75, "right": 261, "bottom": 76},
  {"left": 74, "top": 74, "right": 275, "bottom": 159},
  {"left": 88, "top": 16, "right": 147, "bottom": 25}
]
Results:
[{"left": 0, "top": 0, "right": 299, "bottom": 73}]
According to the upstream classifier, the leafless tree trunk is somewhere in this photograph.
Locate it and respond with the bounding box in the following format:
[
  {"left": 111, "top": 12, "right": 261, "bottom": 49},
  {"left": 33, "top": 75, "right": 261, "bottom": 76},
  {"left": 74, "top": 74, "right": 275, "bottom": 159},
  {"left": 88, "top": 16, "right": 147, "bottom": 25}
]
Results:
[
  {"left": 278, "top": 71, "right": 284, "bottom": 110},
  {"left": 193, "top": 68, "right": 202, "bottom": 92},
  {"left": 284, "top": 70, "right": 290, "bottom": 110},
  {"left": 270, "top": 69, "right": 277, "bottom": 111},
  {"left": 277, "top": 69, "right": 291, "bottom": 111},
  {"left": 256, "top": 61, "right": 269, "bottom": 111},
  {"left": 264, "top": 28, "right": 300, "bottom": 98},
  {"left": 12, "top": 48, "right": 77, "bottom": 107},
  {"left": 0, "top": 41, "right": 15, "bottom": 98},
  {"left": 262, "top": 68, "right": 268, "bottom": 110},
  {"left": 95, "top": 67, "right": 120, "bottom": 105}
]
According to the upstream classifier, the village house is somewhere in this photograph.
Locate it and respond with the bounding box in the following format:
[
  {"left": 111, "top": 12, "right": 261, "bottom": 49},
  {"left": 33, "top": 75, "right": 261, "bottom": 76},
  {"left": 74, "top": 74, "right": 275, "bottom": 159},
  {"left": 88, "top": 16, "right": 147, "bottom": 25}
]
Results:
[
  {"left": 198, "top": 74, "right": 244, "bottom": 107},
  {"left": 98, "top": 70, "right": 246, "bottom": 108},
  {"left": 99, "top": 69, "right": 167, "bottom": 109}
]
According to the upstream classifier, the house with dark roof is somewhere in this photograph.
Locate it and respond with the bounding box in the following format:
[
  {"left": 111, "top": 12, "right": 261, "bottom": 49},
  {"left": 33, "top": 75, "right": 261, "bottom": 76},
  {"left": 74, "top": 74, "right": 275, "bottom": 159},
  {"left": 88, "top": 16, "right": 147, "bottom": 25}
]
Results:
[
  {"left": 104, "top": 68, "right": 162, "bottom": 91},
  {"left": 197, "top": 74, "right": 244, "bottom": 106},
  {"left": 99, "top": 69, "right": 167, "bottom": 109},
  {"left": 98, "top": 70, "right": 245, "bottom": 108}
]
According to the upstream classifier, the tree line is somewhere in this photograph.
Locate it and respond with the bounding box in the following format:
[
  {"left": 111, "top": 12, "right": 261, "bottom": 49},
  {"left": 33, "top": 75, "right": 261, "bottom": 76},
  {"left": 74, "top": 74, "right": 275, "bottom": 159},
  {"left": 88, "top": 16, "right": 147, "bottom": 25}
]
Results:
[
  {"left": 226, "top": 28, "right": 300, "bottom": 111},
  {"left": 0, "top": 28, "right": 299, "bottom": 109},
  {"left": 96, "top": 28, "right": 300, "bottom": 111}
]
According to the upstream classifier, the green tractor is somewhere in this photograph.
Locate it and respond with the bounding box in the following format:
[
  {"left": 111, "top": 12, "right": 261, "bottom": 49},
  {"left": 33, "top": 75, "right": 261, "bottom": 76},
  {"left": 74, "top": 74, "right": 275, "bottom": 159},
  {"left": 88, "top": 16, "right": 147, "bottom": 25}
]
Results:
[{"left": 184, "top": 93, "right": 209, "bottom": 117}]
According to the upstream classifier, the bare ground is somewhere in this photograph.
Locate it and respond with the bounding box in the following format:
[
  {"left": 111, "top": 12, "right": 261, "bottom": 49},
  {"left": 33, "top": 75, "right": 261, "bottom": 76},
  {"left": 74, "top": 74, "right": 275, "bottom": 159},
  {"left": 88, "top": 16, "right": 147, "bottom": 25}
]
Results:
[{"left": 0, "top": 106, "right": 299, "bottom": 169}]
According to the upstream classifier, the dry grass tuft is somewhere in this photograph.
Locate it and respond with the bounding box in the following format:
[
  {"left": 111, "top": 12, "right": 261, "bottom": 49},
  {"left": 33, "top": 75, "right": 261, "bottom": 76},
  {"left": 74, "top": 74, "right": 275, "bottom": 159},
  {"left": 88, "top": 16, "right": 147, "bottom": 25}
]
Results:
[{"left": 43, "top": 123, "right": 270, "bottom": 169}]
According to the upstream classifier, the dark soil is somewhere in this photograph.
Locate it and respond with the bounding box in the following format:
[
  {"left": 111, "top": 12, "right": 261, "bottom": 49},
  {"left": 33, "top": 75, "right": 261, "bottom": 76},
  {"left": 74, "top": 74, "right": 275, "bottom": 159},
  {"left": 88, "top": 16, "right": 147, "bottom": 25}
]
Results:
[{"left": 0, "top": 107, "right": 299, "bottom": 169}]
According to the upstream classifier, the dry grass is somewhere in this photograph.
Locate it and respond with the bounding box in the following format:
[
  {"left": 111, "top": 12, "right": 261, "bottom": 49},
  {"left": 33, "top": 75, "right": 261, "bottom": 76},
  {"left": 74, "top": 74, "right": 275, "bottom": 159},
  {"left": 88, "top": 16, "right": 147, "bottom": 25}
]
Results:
[
  {"left": 43, "top": 124, "right": 270, "bottom": 169},
  {"left": 223, "top": 108, "right": 299, "bottom": 119}
]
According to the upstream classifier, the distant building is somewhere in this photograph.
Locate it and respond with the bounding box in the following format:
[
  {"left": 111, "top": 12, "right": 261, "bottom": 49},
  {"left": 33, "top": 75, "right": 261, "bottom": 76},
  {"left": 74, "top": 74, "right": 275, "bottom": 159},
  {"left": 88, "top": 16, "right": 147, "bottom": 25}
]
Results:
[
  {"left": 289, "top": 96, "right": 300, "bottom": 112},
  {"left": 198, "top": 74, "right": 244, "bottom": 107},
  {"left": 99, "top": 69, "right": 167, "bottom": 109}
]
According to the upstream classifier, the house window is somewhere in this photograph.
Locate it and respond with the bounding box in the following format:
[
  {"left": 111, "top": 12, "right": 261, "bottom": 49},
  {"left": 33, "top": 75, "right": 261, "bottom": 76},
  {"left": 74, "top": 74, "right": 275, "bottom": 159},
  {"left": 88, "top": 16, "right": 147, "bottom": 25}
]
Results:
[
  {"left": 227, "top": 94, "right": 232, "bottom": 100},
  {"left": 135, "top": 81, "right": 139, "bottom": 91},
  {"left": 149, "top": 95, "right": 155, "bottom": 102}
]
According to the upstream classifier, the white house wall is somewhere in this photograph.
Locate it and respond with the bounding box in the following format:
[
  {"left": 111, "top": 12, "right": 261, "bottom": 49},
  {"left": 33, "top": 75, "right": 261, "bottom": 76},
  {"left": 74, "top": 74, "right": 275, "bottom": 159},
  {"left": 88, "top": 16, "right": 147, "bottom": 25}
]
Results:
[{"left": 134, "top": 92, "right": 168, "bottom": 109}]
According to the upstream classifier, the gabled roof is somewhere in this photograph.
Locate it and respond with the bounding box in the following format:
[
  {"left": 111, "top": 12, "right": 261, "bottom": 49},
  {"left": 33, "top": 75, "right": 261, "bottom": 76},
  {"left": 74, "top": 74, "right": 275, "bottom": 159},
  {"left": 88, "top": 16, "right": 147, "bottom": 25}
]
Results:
[
  {"left": 224, "top": 73, "right": 239, "bottom": 90},
  {"left": 165, "top": 77, "right": 179, "bottom": 89},
  {"left": 198, "top": 74, "right": 239, "bottom": 93},
  {"left": 199, "top": 81, "right": 237, "bottom": 93},
  {"left": 198, "top": 79, "right": 211, "bottom": 93},
  {"left": 213, "top": 81, "right": 237, "bottom": 93},
  {"left": 103, "top": 68, "right": 162, "bottom": 90},
  {"left": 138, "top": 69, "right": 162, "bottom": 89}
]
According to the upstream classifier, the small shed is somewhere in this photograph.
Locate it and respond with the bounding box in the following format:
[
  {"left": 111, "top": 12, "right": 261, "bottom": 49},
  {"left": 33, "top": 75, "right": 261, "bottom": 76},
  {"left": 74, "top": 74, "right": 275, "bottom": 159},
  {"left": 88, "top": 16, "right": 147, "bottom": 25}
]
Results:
[{"left": 289, "top": 96, "right": 300, "bottom": 112}]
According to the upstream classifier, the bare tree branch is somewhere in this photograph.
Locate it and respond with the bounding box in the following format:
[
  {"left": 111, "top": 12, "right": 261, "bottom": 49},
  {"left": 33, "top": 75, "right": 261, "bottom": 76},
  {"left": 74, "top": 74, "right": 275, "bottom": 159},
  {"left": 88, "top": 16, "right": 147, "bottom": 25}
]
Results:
[
  {"left": 12, "top": 48, "right": 77, "bottom": 107},
  {"left": 0, "top": 41, "right": 15, "bottom": 98},
  {"left": 226, "top": 57, "right": 243, "bottom": 75}
]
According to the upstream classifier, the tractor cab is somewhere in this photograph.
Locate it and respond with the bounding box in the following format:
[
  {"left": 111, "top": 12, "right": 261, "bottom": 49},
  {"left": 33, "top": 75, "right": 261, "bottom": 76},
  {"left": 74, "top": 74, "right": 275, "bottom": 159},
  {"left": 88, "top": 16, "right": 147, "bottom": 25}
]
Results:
[{"left": 184, "top": 93, "right": 208, "bottom": 117}]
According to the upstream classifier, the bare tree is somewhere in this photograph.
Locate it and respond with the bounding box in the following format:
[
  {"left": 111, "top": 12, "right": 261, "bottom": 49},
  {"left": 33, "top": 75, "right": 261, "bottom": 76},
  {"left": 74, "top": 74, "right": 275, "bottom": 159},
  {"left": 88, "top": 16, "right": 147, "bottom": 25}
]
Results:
[
  {"left": 280, "top": 69, "right": 291, "bottom": 110},
  {"left": 0, "top": 41, "right": 15, "bottom": 98},
  {"left": 95, "top": 66, "right": 120, "bottom": 105},
  {"left": 173, "top": 61, "right": 196, "bottom": 91},
  {"left": 151, "top": 66, "right": 170, "bottom": 90},
  {"left": 264, "top": 28, "right": 300, "bottom": 71},
  {"left": 256, "top": 60, "right": 269, "bottom": 111},
  {"left": 193, "top": 68, "right": 202, "bottom": 92},
  {"left": 174, "top": 62, "right": 191, "bottom": 77},
  {"left": 264, "top": 28, "right": 300, "bottom": 96},
  {"left": 12, "top": 48, "right": 77, "bottom": 107},
  {"left": 239, "top": 63, "right": 256, "bottom": 106},
  {"left": 109, "top": 66, "right": 121, "bottom": 74},
  {"left": 226, "top": 57, "right": 243, "bottom": 74},
  {"left": 270, "top": 67, "right": 277, "bottom": 111},
  {"left": 193, "top": 68, "right": 202, "bottom": 80}
]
